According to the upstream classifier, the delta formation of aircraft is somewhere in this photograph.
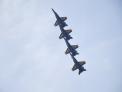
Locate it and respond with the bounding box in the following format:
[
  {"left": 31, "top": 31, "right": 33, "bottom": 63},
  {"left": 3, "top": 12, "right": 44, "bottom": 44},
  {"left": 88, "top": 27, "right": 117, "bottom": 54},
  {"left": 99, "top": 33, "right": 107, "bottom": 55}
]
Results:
[{"left": 52, "top": 9, "right": 86, "bottom": 75}]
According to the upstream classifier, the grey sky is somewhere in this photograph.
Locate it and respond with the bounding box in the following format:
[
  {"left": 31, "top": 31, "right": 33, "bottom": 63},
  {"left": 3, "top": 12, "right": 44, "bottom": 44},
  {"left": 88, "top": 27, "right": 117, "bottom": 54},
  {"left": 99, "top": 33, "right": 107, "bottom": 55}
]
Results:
[{"left": 0, "top": 0, "right": 121, "bottom": 92}]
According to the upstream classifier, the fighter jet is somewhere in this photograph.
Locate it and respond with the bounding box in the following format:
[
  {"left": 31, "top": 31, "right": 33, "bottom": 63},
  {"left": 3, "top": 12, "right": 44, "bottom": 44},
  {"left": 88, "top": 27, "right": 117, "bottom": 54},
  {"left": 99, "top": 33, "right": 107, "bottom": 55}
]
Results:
[
  {"left": 64, "top": 38, "right": 79, "bottom": 56},
  {"left": 52, "top": 9, "right": 72, "bottom": 40},
  {"left": 52, "top": 8, "right": 68, "bottom": 28},
  {"left": 59, "top": 26, "right": 73, "bottom": 40},
  {"left": 70, "top": 53, "right": 86, "bottom": 75}
]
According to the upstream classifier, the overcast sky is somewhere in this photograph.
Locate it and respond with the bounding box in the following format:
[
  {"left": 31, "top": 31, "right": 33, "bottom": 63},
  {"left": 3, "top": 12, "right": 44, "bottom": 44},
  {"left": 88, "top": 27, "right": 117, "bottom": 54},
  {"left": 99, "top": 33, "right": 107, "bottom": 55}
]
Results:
[{"left": 0, "top": 0, "right": 122, "bottom": 92}]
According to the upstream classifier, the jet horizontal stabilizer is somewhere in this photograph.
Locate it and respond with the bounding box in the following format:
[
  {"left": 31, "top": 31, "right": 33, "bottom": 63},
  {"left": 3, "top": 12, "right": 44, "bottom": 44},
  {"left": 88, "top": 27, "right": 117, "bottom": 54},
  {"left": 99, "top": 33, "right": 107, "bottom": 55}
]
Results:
[{"left": 79, "top": 68, "right": 86, "bottom": 75}]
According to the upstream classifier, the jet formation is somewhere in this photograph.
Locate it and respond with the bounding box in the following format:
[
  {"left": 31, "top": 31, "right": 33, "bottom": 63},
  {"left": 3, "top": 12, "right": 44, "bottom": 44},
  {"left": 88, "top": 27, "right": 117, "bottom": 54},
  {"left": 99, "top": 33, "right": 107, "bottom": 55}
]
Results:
[{"left": 52, "top": 9, "right": 86, "bottom": 75}]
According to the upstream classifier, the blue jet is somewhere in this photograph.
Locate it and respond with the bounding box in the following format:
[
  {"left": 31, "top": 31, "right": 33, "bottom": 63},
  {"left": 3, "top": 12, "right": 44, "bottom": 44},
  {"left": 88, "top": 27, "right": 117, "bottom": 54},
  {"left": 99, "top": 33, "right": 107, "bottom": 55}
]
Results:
[
  {"left": 64, "top": 38, "right": 79, "bottom": 56},
  {"left": 52, "top": 9, "right": 73, "bottom": 40},
  {"left": 70, "top": 53, "right": 86, "bottom": 75},
  {"left": 52, "top": 8, "right": 68, "bottom": 27},
  {"left": 59, "top": 26, "right": 72, "bottom": 40}
]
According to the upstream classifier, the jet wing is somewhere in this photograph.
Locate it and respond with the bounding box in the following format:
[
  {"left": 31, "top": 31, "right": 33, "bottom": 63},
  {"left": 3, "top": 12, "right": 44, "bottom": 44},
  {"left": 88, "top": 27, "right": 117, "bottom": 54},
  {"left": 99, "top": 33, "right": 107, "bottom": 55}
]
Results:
[
  {"left": 54, "top": 20, "right": 59, "bottom": 26},
  {"left": 65, "top": 29, "right": 72, "bottom": 34},
  {"left": 65, "top": 48, "right": 70, "bottom": 54},
  {"left": 72, "top": 45, "right": 78, "bottom": 49},
  {"left": 59, "top": 33, "right": 64, "bottom": 39},
  {"left": 72, "top": 64, "right": 77, "bottom": 71}
]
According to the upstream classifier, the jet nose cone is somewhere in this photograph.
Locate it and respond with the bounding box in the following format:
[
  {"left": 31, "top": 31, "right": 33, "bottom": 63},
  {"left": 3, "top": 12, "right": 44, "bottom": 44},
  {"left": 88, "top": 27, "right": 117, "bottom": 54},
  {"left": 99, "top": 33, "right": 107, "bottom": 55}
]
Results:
[{"left": 51, "top": 8, "right": 55, "bottom": 12}]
